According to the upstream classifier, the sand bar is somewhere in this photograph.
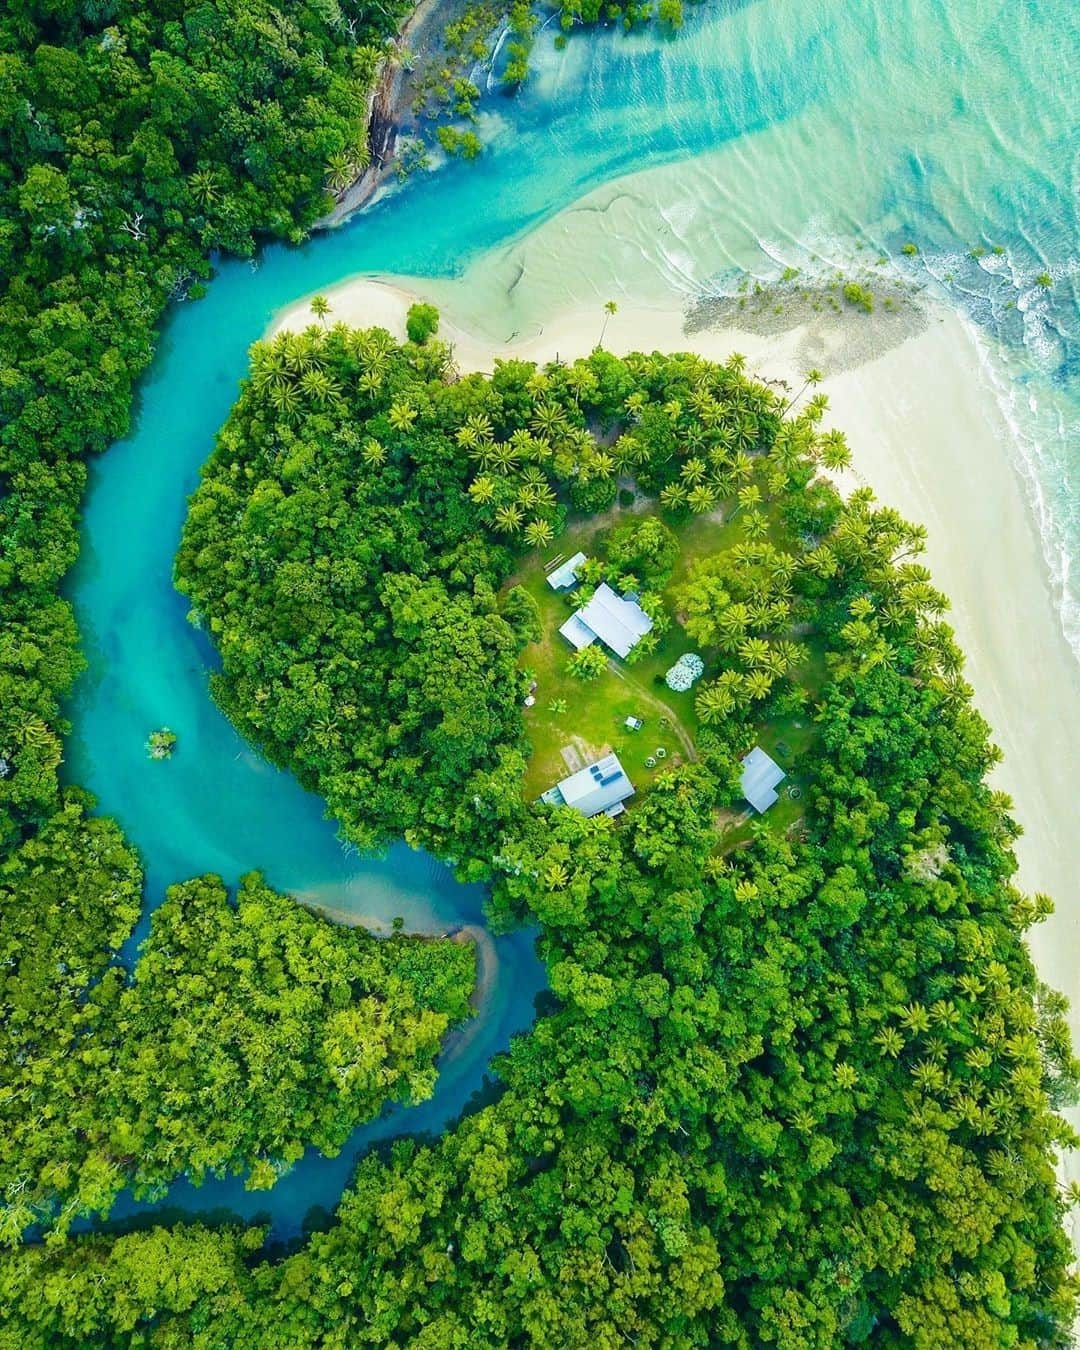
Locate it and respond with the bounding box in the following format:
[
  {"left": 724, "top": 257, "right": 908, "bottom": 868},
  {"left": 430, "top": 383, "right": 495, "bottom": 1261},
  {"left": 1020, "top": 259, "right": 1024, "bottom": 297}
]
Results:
[{"left": 272, "top": 279, "right": 1080, "bottom": 1186}]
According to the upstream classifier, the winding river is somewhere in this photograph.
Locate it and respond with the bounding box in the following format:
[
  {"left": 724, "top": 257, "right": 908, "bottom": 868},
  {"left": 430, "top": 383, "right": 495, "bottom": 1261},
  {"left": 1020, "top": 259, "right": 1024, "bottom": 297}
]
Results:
[{"left": 65, "top": 0, "right": 1076, "bottom": 1238}]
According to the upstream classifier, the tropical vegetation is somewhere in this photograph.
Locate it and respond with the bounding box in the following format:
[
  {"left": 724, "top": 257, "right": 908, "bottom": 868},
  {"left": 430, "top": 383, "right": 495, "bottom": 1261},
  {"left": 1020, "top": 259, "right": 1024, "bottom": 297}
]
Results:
[{"left": 29, "top": 317, "right": 1061, "bottom": 1346}]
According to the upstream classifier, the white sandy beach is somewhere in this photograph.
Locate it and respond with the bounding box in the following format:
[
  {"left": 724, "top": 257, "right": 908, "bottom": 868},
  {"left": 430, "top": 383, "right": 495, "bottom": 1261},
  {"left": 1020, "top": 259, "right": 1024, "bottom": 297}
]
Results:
[{"left": 273, "top": 279, "right": 1080, "bottom": 1191}]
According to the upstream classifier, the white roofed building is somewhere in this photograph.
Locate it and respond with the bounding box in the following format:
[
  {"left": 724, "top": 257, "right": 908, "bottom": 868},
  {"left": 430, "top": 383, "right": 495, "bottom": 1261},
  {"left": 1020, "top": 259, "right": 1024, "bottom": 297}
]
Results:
[
  {"left": 558, "top": 582, "right": 653, "bottom": 660},
  {"left": 546, "top": 551, "right": 587, "bottom": 590},
  {"left": 541, "top": 753, "right": 635, "bottom": 818},
  {"left": 740, "top": 746, "right": 786, "bottom": 813}
]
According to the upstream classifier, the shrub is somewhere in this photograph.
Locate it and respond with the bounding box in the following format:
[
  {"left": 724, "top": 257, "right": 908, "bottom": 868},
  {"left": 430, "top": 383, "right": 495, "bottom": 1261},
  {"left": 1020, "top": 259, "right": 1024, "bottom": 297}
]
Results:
[{"left": 406, "top": 303, "right": 440, "bottom": 345}]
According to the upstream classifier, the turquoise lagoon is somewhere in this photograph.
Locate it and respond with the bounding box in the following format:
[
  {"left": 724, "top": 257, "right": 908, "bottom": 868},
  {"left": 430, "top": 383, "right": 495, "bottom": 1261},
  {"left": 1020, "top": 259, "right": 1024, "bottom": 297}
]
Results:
[{"left": 68, "top": 0, "right": 1077, "bottom": 1235}]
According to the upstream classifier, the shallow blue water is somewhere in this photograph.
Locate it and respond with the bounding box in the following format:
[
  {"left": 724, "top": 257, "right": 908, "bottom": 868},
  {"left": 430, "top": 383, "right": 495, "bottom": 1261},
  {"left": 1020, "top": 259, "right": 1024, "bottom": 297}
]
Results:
[{"left": 66, "top": 0, "right": 1077, "bottom": 1236}]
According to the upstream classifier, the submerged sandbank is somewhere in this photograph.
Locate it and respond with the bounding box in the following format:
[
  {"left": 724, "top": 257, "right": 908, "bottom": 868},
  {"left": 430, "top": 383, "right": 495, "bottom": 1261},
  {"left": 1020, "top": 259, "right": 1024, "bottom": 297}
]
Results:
[{"left": 272, "top": 279, "right": 1080, "bottom": 1183}]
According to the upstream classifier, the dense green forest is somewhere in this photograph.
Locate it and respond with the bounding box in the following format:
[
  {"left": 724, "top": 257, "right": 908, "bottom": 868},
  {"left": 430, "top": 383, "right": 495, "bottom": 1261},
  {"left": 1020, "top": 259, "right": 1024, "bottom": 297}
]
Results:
[
  {"left": 18, "top": 319, "right": 1051, "bottom": 1346},
  {"left": 0, "top": 810, "right": 474, "bottom": 1243},
  {"left": 0, "top": 0, "right": 473, "bottom": 1302}
]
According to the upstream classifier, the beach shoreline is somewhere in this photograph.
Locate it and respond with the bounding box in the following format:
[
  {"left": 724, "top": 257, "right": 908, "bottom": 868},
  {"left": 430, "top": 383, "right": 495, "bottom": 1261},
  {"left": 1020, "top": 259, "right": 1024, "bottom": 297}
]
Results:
[{"left": 272, "top": 277, "right": 1080, "bottom": 1177}]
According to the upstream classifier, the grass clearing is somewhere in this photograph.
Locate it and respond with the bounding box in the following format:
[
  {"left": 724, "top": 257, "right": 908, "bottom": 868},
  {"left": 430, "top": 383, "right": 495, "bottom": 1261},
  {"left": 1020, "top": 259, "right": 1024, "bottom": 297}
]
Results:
[{"left": 506, "top": 498, "right": 820, "bottom": 830}]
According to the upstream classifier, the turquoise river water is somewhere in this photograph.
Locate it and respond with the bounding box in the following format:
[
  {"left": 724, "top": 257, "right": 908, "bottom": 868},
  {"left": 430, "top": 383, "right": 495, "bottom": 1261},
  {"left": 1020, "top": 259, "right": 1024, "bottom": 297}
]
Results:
[{"left": 67, "top": 0, "right": 1077, "bottom": 1238}]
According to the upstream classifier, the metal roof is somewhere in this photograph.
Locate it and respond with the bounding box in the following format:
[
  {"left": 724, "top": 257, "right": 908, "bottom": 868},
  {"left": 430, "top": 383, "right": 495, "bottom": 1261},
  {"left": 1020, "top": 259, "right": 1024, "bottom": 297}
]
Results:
[
  {"left": 546, "top": 551, "right": 587, "bottom": 590},
  {"left": 740, "top": 746, "right": 786, "bottom": 813},
  {"left": 573, "top": 584, "right": 653, "bottom": 659},
  {"left": 559, "top": 612, "right": 597, "bottom": 650},
  {"left": 545, "top": 752, "right": 635, "bottom": 818}
]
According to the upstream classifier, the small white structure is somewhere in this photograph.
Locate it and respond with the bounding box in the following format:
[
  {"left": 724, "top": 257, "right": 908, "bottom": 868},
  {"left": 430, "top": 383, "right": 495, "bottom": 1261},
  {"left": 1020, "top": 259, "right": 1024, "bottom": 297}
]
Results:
[
  {"left": 741, "top": 746, "right": 786, "bottom": 813},
  {"left": 625, "top": 716, "right": 644, "bottom": 731},
  {"left": 541, "top": 753, "right": 635, "bottom": 818},
  {"left": 546, "top": 551, "right": 587, "bottom": 590},
  {"left": 559, "top": 582, "right": 653, "bottom": 660}
]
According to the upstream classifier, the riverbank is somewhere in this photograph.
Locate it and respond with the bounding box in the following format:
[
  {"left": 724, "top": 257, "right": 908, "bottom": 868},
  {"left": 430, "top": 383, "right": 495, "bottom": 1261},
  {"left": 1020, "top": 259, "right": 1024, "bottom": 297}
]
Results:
[
  {"left": 317, "top": 0, "right": 457, "bottom": 227},
  {"left": 273, "top": 278, "right": 1080, "bottom": 1160}
]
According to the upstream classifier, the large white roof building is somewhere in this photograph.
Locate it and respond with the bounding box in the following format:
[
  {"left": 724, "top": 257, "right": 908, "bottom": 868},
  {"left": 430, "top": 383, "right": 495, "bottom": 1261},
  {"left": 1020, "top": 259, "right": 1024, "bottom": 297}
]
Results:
[
  {"left": 558, "top": 583, "right": 653, "bottom": 660},
  {"left": 541, "top": 753, "right": 635, "bottom": 818}
]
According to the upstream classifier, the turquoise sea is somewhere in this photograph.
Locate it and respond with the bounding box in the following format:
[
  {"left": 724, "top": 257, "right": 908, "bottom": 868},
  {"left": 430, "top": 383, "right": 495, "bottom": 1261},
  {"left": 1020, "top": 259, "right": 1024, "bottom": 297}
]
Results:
[{"left": 67, "top": 0, "right": 1078, "bottom": 1236}]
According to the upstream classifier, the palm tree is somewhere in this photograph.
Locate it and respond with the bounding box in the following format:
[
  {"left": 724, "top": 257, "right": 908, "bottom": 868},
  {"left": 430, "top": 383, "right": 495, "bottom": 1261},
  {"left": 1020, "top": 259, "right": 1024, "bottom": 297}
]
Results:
[
  {"left": 531, "top": 403, "right": 566, "bottom": 439},
  {"left": 598, "top": 299, "right": 618, "bottom": 346},
  {"left": 805, "top": 392, "right": 829, "bottom": 423},
  {"left": 744, "top": 670, "right": 774, "bottom": 701},
  {"left": 817, "top": 429, "right": 852, "bottom": 471},
  {"left": 325, "top": 152, "right": 356, "bottom": 193},
  {"left": 361, "top": 438, "right": 387, "bottom": 468},
  {"left": 309, "top": 294, "right": 331, "bottom": 326},
  {"left": 738, "top": 636, "right": 772, "bottom": 668},
  {"left": 389, "top": 401, "right": 417, "bottom": 433},
  {"left": 494, "top": 504, "right": 524, "bottom": 534},
  {"left": 545, "top": 862, "right": 570, "bottom": 889},
  {"left": 524, "top": 518, "right": 555, "bottom": 548},
  {"left": 786, "top": 367, "right": 823, "bottom": 416},
  {"left": 680, "top": 457, "right": 707, "bottom": 485},
  {"left": 190, "top": 168, "right": 222, "bottom": 208},
  {"left": 873, "top": 1026, "right": 904, "bottom": 1058},
  {"left": 726, "top": 351, "right": 747, "bottom": 376},
  {"left": 491, "top": 441, "right": 522, "bottom": 474},
  {"left": 659, "top": 482, "right": 689, "bottom": 512},
  {"left": 696, "top": 683, "right": 735, "bottom": 724},
  {"left": 687, "top": 484, "right": 717, "bottom": 515},
  {"left": 468, "top": 475, "right": 496, "bottom": 505},
  {"left": 299, "top": 368, "right": 338, "bottom": 403},
  {"left": 270, "top": 383, "right": 301, "bottom": 422},
  {"left": 458, "top": 412, "right": 494, "bottom": 445}
]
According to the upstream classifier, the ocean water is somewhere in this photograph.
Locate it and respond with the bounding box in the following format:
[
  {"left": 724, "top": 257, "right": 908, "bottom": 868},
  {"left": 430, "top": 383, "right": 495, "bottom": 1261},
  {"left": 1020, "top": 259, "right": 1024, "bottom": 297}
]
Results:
[{"left": 65, "top": 0, "right": 1077, "bottom": 1233}]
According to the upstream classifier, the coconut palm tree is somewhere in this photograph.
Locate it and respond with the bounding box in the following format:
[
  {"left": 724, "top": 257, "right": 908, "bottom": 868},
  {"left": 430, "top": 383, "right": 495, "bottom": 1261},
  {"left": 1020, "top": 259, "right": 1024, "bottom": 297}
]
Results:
[
  {"left": 726, "top": 351, "right": 747, "bottom": 376},
  {"left": 524, "top": 518, "right": 555, "bottom": 548},
  {"left": 545, "top": 861, "right": 570, "bottom": 889},
  {"left": 468, "top": 475, "right": 496, "bottom": 505},
  {"left": 738, "top": 636, "right": 772, "bottom": 668},
  {"left": 309, "top": 294, "right": 331, "bottom": 326},
  {"left": 270, "top": 383, "right": 301, "bottom": 422},
  {"left": 659, "top": 482, "right": 689, "bottom": 512},
  {"left": 817, "top": 428, "right": 852, "bottom": 471},
  {"left": 696, "top": 682, "right": 735, "bottom": 724},
  {"left": 531, "top": 403, "right": 566, "bottom": 439},
  {"left": 804, "top": 392, "right": 829, "bottom": 423},
  {"left": 190, "top": 168, "right": 222, "bottom": 207},
  {"left": 299, "top": 368, "right": 338, "bottom": 403},
  {"left": 491, "top": 441, "right": 523, "bottom": 475},
  {"left": 687, "top": 484, "right": 718, "bottom": 515},
  {"left": 598, "top": 299, "right": 618, "bottom": 346},
  {"left": 494, "top": 504, "right": 524, "bottom": 534},
  {"left": 325, "top": 152, "right": 356, "bottom": 193},
  {"left": 389, "top": 400, "right": 417, "bottom": 433},
  {"left": 361, "top": 438, "right": 387, "bottom": 469},
  {"left": 785, "top": 366, "right": 823, "bottom": 416}
]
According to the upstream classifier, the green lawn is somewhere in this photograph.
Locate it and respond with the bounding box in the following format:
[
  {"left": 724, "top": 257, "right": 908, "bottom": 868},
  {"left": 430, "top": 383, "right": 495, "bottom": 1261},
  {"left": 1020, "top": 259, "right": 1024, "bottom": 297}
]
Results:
[
  {"left": 508, "top": 504, "right": 720, "bottom": 801},
  {"left": 506, "top": 499, "right": 820, "bottom": 829}
]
